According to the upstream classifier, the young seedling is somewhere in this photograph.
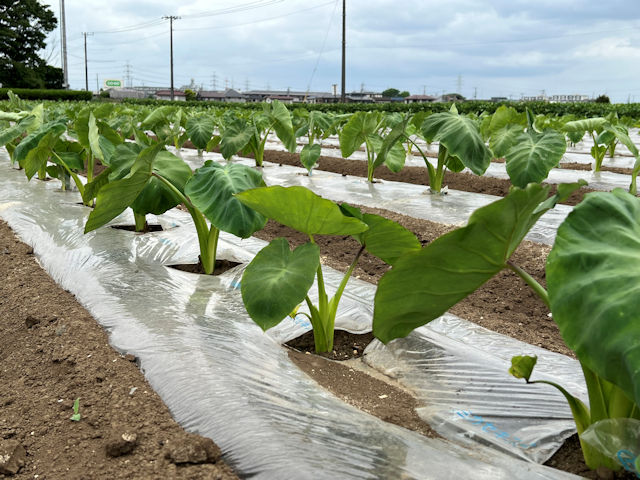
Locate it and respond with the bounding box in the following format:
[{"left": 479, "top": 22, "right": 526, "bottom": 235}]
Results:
[
  {"left": 70, "top": 398, "right": 81, "bottom": 422},
  {"left": 236, "top": 185, "right": 420, "bottom": 353}
]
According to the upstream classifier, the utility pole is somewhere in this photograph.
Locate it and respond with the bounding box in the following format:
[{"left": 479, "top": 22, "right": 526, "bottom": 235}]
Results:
[
  {"left": 96, "top": 74, "right": 99, "bottom": 93},
  {"left": 59, "top": 0, "right": 69, "bottom": 88},
  {"left": 340, "top": 0, "right": 346, "bottom": 103},
  {"left": 473, "top": 86, "right": 477, "bottom": 100},
  {"left": 82, "top": 32, "right": 93, "bottom": 91},
  {"left": 124, "top": 61, "right": 132, "bottom": 88},
  {"left": 162, "top": 15, "right": 180, "bottom": 100}
]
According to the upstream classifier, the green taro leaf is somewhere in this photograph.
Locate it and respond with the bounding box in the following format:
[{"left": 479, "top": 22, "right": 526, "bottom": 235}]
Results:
[
  {"left": 13, "top": 121, "right": 66, "bottom": 167},
  {"left": 505, "top": 129, "right": 567, "bottom": 188},
  {"left": 235, "top": 185, "right": 367, "bottom": 236},
  {"left": 186, "top": 115, "right": 215, "bottom": 150},
  {"left": 421, "top": 111, "right": 491, "bottom": 175},
  {"left": 300, "top": 143, "right": 322, "bottom": 172},
  {"left": 563, "top": 117, "right": 607, "bottom": 137},
  {"left": 339, "top": 111, "right": 380, "bottom": 158},
  {"left": 241, "top": 238, "right": 319, "bottom": 330},
  {"left": 220, "top": 119, "right": 253, "bottom": 159},
  {"left": 340, "top": 204, "right": 421, "bottom": 265},
  {"left": 185, "top": 161, "right": 266, "bottom": 238},
  {"left": 132, "top": 151, "right": 193, "bottom": 216},
  {"left": 108, "top": 143, "right": 143, "bottom": 181},
  {"left": 84, "top": 144, "right": 162, "bottom": 233},
  {"left": 509, "top": 355, "right": 538, "bottom": 381},
  {"left": 490, "top": 124, "right": 524, "bottom": 158},
  {"left": 374, "top": 184, "right": 551, "bottom": 343},
  {"left": 547, "top": 189, "right": 640, "bottom": 406},
  {"left": 269, "top": 100, "right": 296, "bottom": 152},
  {"left": 0, "top": 114, "right": 35, "bottom": 147},
  {"left": 88, "top": 112, "right": 105, "bottom": 162},
  {"left": 82, "top": 167, "right": 112, "bottom": 204}
]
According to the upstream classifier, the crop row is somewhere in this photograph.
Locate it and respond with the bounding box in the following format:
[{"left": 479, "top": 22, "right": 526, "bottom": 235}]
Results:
[{"left": 1, "top": 92, "right": 639, "bottom": 476}]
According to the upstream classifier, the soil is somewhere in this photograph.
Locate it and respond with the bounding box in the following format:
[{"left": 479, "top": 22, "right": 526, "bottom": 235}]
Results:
[
  {"left": 110, "top": 224, "right": 163, "bottom": 233},
  {"left": 0, "top": 220, "right": 238, "bottom": 480},
  {"left": 169, "top": 260, "right": 241, "bottom": 275},
  {"left": 258, "top": 149, "right": 597, "bottom": 206}
]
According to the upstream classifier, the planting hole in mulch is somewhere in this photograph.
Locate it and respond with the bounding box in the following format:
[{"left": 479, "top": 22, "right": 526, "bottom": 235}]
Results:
[
  {"left": 110, "top": 224, "right": 164, "bottom": 233},
  {"left": 286, "top": 329, "right": 438, "bottom": 439},
  {"left": 169, "top": 259, "right": 241, "bottom": 275}
]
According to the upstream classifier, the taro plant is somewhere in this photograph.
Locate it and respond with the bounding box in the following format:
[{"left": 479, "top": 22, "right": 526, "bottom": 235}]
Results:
[
  {"left": 235, "top": 185, "right": 420, "bottom": 352},
  {"left": 338, "top": 111, "right": 406, "bottom": 183},
  {"left": 563, "top": 117, "right": 639, "bottom": 173},
  {"left": 378, "top": 105, "right": 492, "bottom": 194},
  {"left": 219, "top": 100, "right": 296, "bottom": 166},
  {"left": 85, "top": 144, "right": 266, "bottom": 273},
  {"left": 373, "top": 184, "right": 640, "bottom": 473},
  {"left": 292, "top": 109, "right": 338, "bottom": 174}
]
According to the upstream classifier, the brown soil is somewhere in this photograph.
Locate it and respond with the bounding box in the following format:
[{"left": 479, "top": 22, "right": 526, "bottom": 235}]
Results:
[
  {"left": 260, "top": 149, "right": 596, "bottom": 206},
  {"left": 559, "top": 161, "right": 633, "bottom": 176},
  {"left": 169, "top": 260, "right": 241, "bottom": 275},
  {"left": 110, "top": 224, "right": 163, "bottom": 233},
  {"left": 0, "top": 220, "right": 238, "bottom": 480}
]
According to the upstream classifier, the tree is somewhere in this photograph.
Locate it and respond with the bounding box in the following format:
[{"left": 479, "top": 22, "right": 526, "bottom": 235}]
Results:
[
  {"left": 0, "top": 0, "right": 63, "bottom": 88},
  {"left": 594, "top": 94, "right": 611, "bottom": 104},
  {"left": 184, "top": 88, "right": 197, "bottom": 101},
  {"left": 382, "top": 88, "right": 401, "bottom": 98},
  {"left": 399, "top": 91, "right": 410, "bottom": 98}
]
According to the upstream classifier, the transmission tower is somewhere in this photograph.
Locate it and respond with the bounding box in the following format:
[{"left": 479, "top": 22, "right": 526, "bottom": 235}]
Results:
[
  {"left": 211, "top": 72, "right": 218, "bottom": 90},
  {"left": 124, "top": 61, "right": 133, "bottom": 88}
]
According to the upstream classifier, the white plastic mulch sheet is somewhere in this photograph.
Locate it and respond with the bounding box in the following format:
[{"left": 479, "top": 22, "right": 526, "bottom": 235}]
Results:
[
  {"left": 0, "top": 153, "right": 582, "bottom": 479},
  {"left": 178, "top": 150, "right": 571, "bottom": 246},
  {"left": 363, "top": 315, "right": 583, "bottom": 464}
]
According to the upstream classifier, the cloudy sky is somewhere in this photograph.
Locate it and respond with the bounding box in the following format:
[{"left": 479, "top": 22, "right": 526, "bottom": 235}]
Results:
[{"left": 40, "top": 0, "right": 640, "bottom": 102}]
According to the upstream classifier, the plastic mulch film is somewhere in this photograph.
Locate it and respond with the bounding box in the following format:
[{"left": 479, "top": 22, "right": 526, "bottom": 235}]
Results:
[
  {"left": 581, "top": 419, "right": 640, "bottom": 477},
  {"left": 266, "top": 138, "right": 636, "bottom": 191},
  {"left": 0, "top": 154, "right": 581, "bottom": 479},
  {"left": 178, "top": 150, "right": 571, "bottom": 246},
  {"left": 362, "top": 315, "right": 584, "bottom": 464}
]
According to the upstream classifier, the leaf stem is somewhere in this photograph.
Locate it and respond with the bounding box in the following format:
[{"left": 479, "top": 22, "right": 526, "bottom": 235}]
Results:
[{"left": 506, "top": 261, "right": 550, "bottom": 309}]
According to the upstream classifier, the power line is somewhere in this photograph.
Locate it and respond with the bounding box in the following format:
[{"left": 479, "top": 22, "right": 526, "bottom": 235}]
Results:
[
  {"left": 179, "top": 0, "right": 284, "bottom": 19},
  {"left": 173, "top": 1, "right": 335, "bottom": 32}
]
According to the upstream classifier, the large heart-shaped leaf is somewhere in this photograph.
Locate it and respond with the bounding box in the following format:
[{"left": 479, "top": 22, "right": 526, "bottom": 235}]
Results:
[
  {"left": 490, "top": 124, "right": 523, "bottom": 158},
  {"left": 420, "top": 111, "right": 491, "bottom": 175},
  {"left": 505, "top": 129, "right": 567, "bottom": 188},
  {"left": 269, "top": 100, "right": 296, "bottom": 152},
  {"left": 132, "top": 151, "right": 193, "bottom": 215},
  {"left": 563, "top": 118, "right": 607, "bottom": 137},
  {"left": 300, "top": 143, "right": 321, "bottom": 172},
  {"left": 220, "top": 119, "right": 253, "bottom": 159},
  {"left": 235, "top": 186, "right": 367, "bottom": 236},
  {"left": 186, "top": 115, "right": 215, "bottom": 150},
  {"left": 241, "top": 238, "right": 319, "bottom": 330},
  {"left": 185, "top": 161, "right": 266, "bottom": 238},
  {"left": 373, "top": 184, "right": 551, "bottom": 343},
  {"left": 339, "top": 111, "right": 381, "bottom": 158},
  {"left": 547, "top": 189, "right": 640, "bottom": 406},
  {"left": 88, "top": 112, "right": 105, "bottom": 163},
  {"left": 84, "top": 144, "right": 162, "bottom": 233}
]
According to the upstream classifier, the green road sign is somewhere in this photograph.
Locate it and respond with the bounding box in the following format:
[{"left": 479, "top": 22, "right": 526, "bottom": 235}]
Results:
[{"left": 104, "top": 79, "right": 122, "bottom": 88}]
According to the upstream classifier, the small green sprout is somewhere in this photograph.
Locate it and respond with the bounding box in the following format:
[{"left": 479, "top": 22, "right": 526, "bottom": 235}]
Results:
[{"left": 70, "top": 398, "right": 81, "bottom": 422}]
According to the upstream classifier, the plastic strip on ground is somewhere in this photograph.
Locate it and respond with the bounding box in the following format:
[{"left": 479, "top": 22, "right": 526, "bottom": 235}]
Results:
[{"left": 0, "top": 151, "right": 581, "bottom": 479}]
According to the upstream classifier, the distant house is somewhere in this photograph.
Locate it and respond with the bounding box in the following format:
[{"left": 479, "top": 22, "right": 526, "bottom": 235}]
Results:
[
  {"left": 490, "top": 96, "right": 508, "bottom": 102},
  {"left": 404, "top": 95, "right": 437, "bottom": 104},
  {"left": 199, "top": 88, "right": 245, "bottom": 103},
  {"left": 435, "top": 93, "right": 466, "bottom": 103},
  {"left": 521, "top": 94, "right": 591, "bottom": 103},
  {"left": 242, "top": 90, "right": 337, "bottom": 103},
  {"left": 104, "top": 88, "right": 146, "bottom": 99},
  {"left": 155, "top": 89, "right": 186, "bottom": 101}
]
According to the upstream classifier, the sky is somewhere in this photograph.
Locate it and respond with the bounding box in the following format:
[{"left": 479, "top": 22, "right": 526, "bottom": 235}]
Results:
[{"left": 40, "top": 0, "right": 640, "bottom": 102}]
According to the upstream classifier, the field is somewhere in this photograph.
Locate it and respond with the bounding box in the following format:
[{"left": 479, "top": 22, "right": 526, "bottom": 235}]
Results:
[{"left": 0, "top": 97, "right": 639, "bottom": 479}]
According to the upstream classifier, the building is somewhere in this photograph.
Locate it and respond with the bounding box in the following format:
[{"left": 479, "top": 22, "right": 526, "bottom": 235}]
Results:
[
  {"left": 155, "top": 89, "right": 186, "bottom": 101},
  {"left": 199, "top": 89, "right": 245, "bottom": 103},
  {"left": 521, "top": 93, "right": 591, "bottom": 103},
  {"left": 404, "top": 95, "right": 437, "bottom": 104}
]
